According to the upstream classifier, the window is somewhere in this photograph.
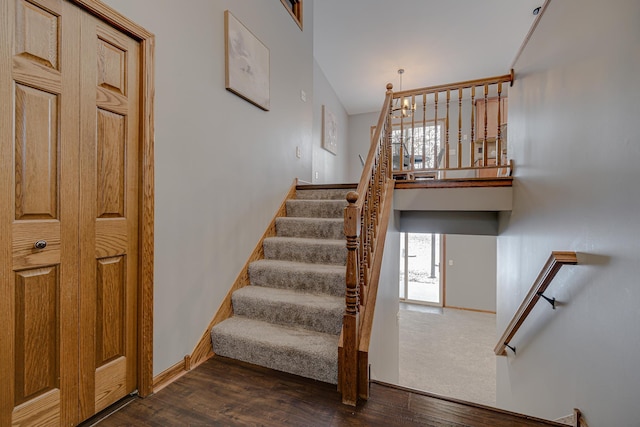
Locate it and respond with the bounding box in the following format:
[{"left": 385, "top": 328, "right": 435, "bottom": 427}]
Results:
[
  {"left": 399, "top": 232, "right": 442, "bottom": 305},
  {"left": 280, "top": 0, "right": 303, "bottom": 30},
  {"left": 391, "top": 120, "right": 444, "bottom": 170}
]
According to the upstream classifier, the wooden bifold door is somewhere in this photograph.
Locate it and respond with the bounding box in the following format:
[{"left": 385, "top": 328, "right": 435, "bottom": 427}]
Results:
[{"left": 0, "top": 0, "right": 149, "bottom": 425}]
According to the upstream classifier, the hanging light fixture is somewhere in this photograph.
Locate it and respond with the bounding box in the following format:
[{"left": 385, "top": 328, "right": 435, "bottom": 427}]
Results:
[{"left": 392, "top": 68, "right": 416, "bottom": 118}]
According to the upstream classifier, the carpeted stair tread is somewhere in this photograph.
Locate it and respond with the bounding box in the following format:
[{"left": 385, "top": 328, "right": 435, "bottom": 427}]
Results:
[
  {"left": 232, "top": 286, "right": 343, "bottom": 335},
  {"left": 211, "top": 316, "right": 338, "bottom": 384},
  {"left": 276, "top": 217, "right": 344, "bottom": 239},
  {"left": 210, "top": 185, "right": 351, "bottom": 384},
  {"left": 286, "top": 199, "right": 347, "bottom": 218},
  {"left": 295, "top": 188, "right": 354, "bottom": 200},
  {"left": 263, "top": 236, "right": 346, "bottom": 265},
  {"left": 248, "top": 259, "right": 345, "bottom": 296}
]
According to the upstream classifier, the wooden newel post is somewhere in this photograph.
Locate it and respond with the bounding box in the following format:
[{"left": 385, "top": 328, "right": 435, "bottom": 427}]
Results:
[{"left": 342, "top": 191, "right": 360, "bottom": 406}]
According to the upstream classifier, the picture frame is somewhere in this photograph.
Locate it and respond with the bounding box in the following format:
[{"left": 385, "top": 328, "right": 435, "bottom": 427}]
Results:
[
  {"left": 225, "top": 10, "right": 270, "bottom": 111},
  {"left": 280, "top": 0, "right": 303, "bottom": 30},
  {"left": 322, "top": 105, "right": 337, "bottom": 155}
]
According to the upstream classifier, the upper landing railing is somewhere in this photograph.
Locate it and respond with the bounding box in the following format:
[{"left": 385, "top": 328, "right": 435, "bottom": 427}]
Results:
[{"left": 390, "top": 72, "right": 514, "bottom": 180}]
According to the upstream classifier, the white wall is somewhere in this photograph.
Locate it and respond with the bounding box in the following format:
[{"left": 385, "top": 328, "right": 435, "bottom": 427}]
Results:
[
  {"left": 369, "top": 210, "right": 400, "bottom": 384},
  {"left": 400, "top": 211, "right": 499, "bottom": 236},
  {"left": 312, "top": 60, "right": 349, "bottom": 183},
  {"left": 445, "top": 235, "right": 496, "bottom": 312},
  {"left": 101, "top": 0, "right": 314, "bottom": 375},
  {"left": 395, "top": 187, "right": 512, "bottom": 212},
  {"left": 496, "top": 0, "right": 640, "bottom": 425},
  {"left": 347, "top": 111, "right": 379, "bottom": 182}
]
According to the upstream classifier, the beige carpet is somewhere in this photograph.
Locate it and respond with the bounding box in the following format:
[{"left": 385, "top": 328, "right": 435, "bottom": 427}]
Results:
[{"left": 398, "top": 305, "right": 496, "bottom": 406}]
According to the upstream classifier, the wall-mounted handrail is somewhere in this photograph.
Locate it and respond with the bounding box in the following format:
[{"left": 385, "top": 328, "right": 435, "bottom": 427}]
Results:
[{"left": 495, "top": 251, "right": 578, "bottom": 356}]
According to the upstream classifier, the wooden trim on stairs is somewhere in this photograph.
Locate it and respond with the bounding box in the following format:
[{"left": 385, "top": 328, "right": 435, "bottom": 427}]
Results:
[
  {"left": 394, "top": 177, "right": 512, "bottom": 189},
  {"left": 152, "top": 355, "right": 191, "bottom": 393},
  {"left": 188, "top": 180, "right": 299, "bottom": 368},
  {"left": 296, "top": 183, "right": 358, "bottom": 190},
  {"left": 356, "top": 180, "right": 395, "bottom": 400}
]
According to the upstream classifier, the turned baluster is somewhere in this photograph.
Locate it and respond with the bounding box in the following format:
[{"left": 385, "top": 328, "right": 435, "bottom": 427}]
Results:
[
  {"left": 483, "top": 83, "right": 489, "bottom": 167},
  {"left": 445, "top": 90, "right": 451, "bottom": 168},
  {"left": 373, "top": 171, "right": 380, "bottom": 239},
  {"left": 365, "top": 188, "right": 373, "bottom": 290},
  {"left": 458, "top": 87, "right": 463, "bottom": 168},
  {"left": 433, "top": 92, "right": 439, "bottom": 168},
  {"left": 470, "top": 86, "right": 476, "bottom": 167},
  {"left": 496, "top": 82, "right": 503, "bottom": 166},
  {"left": 385, "top": 83, "right": 393, "bottom": 178},
  {"left": 421, "top": 93, "right": 427, "bottom": 171},
  {"left": 386, "top": 118, "right": 393, "bottom": 178},
  {"left": 410, "top": 95, "right": 416, "bottom": 171},
  {"left": 359, "top": 198, "right": 368, "bottom": 297},
  {"left": 399, "top": 105, "right": 405, "bottom": 172}
]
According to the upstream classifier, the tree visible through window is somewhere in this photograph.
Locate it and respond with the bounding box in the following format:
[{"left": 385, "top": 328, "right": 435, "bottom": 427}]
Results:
[{"left": 391, "top": 121, "right": 444, "bottom": 170}]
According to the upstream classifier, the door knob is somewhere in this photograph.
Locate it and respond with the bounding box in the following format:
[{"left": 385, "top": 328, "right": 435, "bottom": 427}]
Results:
[{"left": 34, "top": 240, "right": 47, "bottom": 250}]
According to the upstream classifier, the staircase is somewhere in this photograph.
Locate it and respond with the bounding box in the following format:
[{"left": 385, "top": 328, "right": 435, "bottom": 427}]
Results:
[{"left": 210, "top": 186, "right": 353, "bottom": 384}]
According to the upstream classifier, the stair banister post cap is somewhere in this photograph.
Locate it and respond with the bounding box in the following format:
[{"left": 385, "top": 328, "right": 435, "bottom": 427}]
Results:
[
  {"left": 346, "top": 191, "right": 359, "bottom": 204},
  {"left": 386, "top": 83, "right": 393, "bottom": 92}
]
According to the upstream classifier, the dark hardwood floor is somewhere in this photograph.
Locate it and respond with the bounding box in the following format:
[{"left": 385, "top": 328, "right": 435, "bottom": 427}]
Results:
[{"left": 91, "top": 356, "right": 563, "bottom": 427}]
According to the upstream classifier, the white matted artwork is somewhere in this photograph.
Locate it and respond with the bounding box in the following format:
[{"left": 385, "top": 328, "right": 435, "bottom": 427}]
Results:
[
  {"left": 225, "top": 10, "right": 270, "bottom": 111},
  {"left": 322, "top": 105, "right": 338, "bottom": 155}
]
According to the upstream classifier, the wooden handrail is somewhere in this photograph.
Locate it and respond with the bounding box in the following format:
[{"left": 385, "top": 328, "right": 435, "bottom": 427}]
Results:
[
  {"left": 339, "top": 84, "right": 394, "bottom": 406},
  {"left": 494, "top": 251, "right": 578, "bottom": 356},
  {"left": 393, "top": 73, "right": 512, "bottom": 98}
]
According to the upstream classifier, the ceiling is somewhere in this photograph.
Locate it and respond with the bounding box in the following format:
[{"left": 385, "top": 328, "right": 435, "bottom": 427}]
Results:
[{"left": 313, "top": 0, "right": 542, "bottom": 115}]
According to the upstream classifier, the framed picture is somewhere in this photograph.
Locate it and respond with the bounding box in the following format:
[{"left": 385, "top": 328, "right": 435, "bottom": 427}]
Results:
[
  {"left": 322, "top": 105, "right": 337, "bottom": 155},
  {"left": 280, "top": 0, "right": 303, "bottom": 30},
  {"left": 225, "top": 10, "right": 270, "bottom": 111}
]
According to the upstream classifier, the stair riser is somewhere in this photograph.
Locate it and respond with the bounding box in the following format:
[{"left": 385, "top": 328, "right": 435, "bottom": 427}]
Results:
[
  {"left": 286, "top": 200, "right": 347, "bottom": 218},
  {"left": 275, "top": 218, "right": 344, "bottom": 239},
  {"left": 248, "top": 263, "right": 345, "bottom": 297},
  {"left": 263, "top": 240, "right": 346, "bottom": 265},
  {"left": 232, "top": 293, "right": 343, "bottom": 335},
  {"left": 296, "top": 189, "right": 353, "bottom": 200}
]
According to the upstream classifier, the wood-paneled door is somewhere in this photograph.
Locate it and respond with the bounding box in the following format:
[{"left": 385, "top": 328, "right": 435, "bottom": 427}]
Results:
[{"left": 0, "top": 0, "right": 154, "bottom": 425}]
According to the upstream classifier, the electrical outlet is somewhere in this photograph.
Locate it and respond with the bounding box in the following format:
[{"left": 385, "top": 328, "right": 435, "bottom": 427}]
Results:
[
  {"left": 449, "top": 259, "right": 454, "bottom": 266},
  {"left": 300, "top": 90, "right": 306, "bottom": 102},
  {"left": 315, "top": 171, "right": 319, "bottom": 179},
  {"left": 296, "top": 146, "right": 301, "bottom": 158}
]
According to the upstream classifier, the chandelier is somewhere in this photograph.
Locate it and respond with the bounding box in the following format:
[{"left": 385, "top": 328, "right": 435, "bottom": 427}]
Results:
[{"left": 392, "top": 68, "right": 416, "bottom": 118}]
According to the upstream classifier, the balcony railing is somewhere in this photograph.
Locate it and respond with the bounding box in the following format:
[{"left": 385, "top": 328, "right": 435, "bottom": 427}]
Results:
[{"left": 390, "top": 72, "right": 514, "bottom": 180}]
